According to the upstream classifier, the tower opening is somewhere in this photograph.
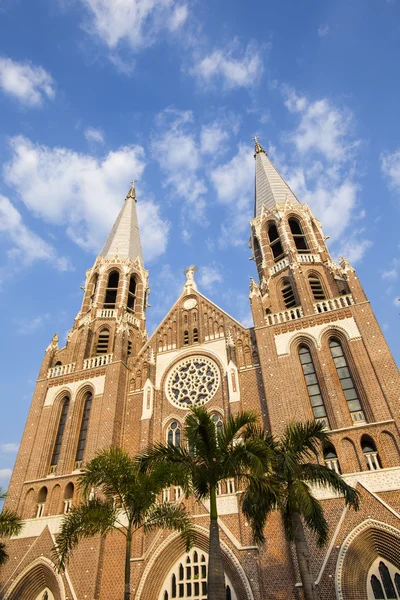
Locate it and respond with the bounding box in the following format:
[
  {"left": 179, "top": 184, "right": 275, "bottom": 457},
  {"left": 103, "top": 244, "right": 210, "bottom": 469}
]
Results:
[
  {"left": 268, "top": 223, "right": 284, "bottom": 261},
  {"left": 289, "top": 218, "right": 310, "bottom": 253},
  {"left": 104, "top": 271, "right": 119, "bottom": 309}
]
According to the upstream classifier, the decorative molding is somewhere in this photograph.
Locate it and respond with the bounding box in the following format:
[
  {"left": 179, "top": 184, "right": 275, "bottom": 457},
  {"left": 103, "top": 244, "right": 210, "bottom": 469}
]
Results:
[
  {"left": 312, "top": 466, "right": 400, "bottom": 500},
  {"left": 165, "top": 356, "right": 220, "bottom": 410},
  {"left": 202, "top": 494, "right": 238, "bottom": 515},
  {"left": 43, "top": 376, "right": 105, "bottom": 407},
  {"left": 3, "top": 556, "right": 66, "bottom": 600},
  {"left": 274, "top": 316, "right": 361, "bottom": 356},
  {"left": 141, "top": 378, "right": 154, "bottom": 420},
  {"left": 227, "top": 360, "right": 240, "bottom": 403}
]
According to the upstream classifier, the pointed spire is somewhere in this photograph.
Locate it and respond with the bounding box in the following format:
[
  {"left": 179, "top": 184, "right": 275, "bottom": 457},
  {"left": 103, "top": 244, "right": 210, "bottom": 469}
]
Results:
[
  {"left": 100, "top": 182, "right": 143, "bottom": 262},
  {"left": 254, "top": 137, "right": 301, "bottom": 217}
]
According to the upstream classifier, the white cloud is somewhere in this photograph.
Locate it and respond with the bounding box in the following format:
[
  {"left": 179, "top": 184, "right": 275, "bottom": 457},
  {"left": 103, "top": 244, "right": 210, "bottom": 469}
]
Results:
[
  {"left": 191, "top": 41, "right": 263, "bottom": 90},
  {"left": 152, "top": 109, "right": 207, "bottom": 219},
  {"left": 84, "top": 127, "right": 105, "bottom": 145},
  {"left": 0, "top": 194, "right": 71, "bottom": 271},
  {"left": 0, "top": 57, "right": 55, "bottom": 107},
  {"left": 210, "top": 144, "right": 254, "bottom": 245},
  {"left": 0, "top": 468, "right": 12, "bottom": 483},
  {"left": 283, "top": 88, "right": 357, "bottom": 162},
  {"left": 3, "top": 136, "right": 169, "bottom": 263},
  {"left": 337, "top": 237, "right": 372, "bottom": 264},
  {"left": 318, "top": 25, "right": 329, "bottom": 37},
  {"left": 198, "top": 266, "right": 223, "bottom": 290},
  {"left": 381, "top": 149, "right": 400, "bottom": 194},
  {"left": 77, "top": 0, "right": 188, "bottom": 50},
  {"left": 200, "top": 122, "right": 229, "bottom": 155},
  {"left": 0, "top": 443, "right": 19, "bottom": 454},
  {"left": 14, "top": 313, "right": 50, "bottom": 334},
  {"left": 382, "top": 258, "right": 400, "bottom": 280}
]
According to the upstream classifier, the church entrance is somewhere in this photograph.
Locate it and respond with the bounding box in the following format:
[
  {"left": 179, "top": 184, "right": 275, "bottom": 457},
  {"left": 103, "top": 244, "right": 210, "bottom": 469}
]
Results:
[{"left": 159, "top": 547, "right": 237, "bottom": 600}]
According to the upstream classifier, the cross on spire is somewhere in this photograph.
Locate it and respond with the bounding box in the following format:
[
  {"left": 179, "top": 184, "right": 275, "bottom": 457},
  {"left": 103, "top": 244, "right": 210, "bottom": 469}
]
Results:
[
  {"left": 126, "top": 180, "right": 137, "bottom": 200},
  {"left": 253, "top": 136, "right": 266, "bottom": 155}
]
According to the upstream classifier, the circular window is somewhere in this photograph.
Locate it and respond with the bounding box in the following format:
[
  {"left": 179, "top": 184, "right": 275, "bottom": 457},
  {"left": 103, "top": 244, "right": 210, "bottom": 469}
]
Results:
[{"left": 166, "top": 356, "right": 220, "bottom": 409}]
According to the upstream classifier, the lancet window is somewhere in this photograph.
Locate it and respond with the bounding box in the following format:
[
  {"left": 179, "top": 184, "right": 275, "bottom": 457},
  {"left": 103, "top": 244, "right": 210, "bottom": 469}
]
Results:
[
  {"left": 96, "top": 329, "right": 110, "bottom": 354},
  {"left": 268, "top": 223, "right": 284, "bottom": 261},
  {"left": 75, "top": 392, "right": 92, "bottom": 469},
  {"left": 127, "top": 275, "right": 136, "bottom": 312},
  {"left": 104, "top": 270, "right": 119, "bottom": 309},
  {"left": 167, "top": 421, "right": 181, "bottom": 448},
  {"left": 50, "top": 397, "right": 70, "bottom": 473},
  {"left": 281, "top": 279, "right": 297, "bottom": 309},
  {"left": 298, "top": 345, "right": 329, "bottom": 428},
  {"left": 361, "top": 436, "right": 381, "bottom": 471},
  {"left": 329, "top": 338, "right": 366, "bottom": 424},
  {"left": 323, "top": 445, "right": 340, "bottom": 473},
  {"left": 289, "top": 218, "right": 310, "bottom": 253},
  {"left": 309, "top": 274, "right": 326, "bottom": 301}
]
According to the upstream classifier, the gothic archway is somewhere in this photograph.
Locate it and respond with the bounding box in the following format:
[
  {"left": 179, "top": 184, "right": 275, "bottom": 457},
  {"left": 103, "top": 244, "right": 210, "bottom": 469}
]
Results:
[
  {"left": 4, "top": 557, "right": 65, "bottom": 600},
  {"left": 136, "top": 528, "right": 254, "bottom": 600},
  {"left": 335, "top": 520, "right": 400, "bottom": 600}
]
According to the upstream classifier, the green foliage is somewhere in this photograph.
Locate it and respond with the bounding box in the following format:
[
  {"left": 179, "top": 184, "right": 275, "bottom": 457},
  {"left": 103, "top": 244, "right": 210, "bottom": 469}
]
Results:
[
  {"left": 53, "top": 447, "right": 194, "bottom": 572},
  {"left": 0, "top": 488, "right": 23, "bottom": 564},
  {"left": 241, "top": 420, "right": 360, "bottom": 546}
]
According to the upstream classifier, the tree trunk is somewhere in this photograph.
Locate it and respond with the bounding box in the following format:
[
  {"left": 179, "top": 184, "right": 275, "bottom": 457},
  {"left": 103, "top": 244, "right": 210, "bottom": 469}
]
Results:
[
  {"left": 291, "top": 511, "right": 319, "bottom": 600},
  {"left": 124, "top": 528, "right": 132, "bottom": 600},
  {"left": 207, "top": 485, "right": 226, "bottom": 600}
]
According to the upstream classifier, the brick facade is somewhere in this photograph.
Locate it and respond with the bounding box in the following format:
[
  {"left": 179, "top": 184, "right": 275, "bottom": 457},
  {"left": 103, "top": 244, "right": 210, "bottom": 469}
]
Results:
[{"left": 1, "top": 153, "right": 399, "bottom": 600}]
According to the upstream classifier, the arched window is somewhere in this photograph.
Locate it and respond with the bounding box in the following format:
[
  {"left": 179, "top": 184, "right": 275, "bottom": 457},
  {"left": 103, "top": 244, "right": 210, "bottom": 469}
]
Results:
[
  {"left": 323, "top": 445, "right": 340, "bottom": 473},
  {"left": 211, "top": 413, "right": 223, "bottom": 436},
  {"left": 361, "top": 436, "right": 381, "bottom": 471},
  {"left": 329, "top": 338, "right": 366, "bottom": 424},
  {"left": 127, "top": 339, "right": 133, "bottom": 357},
  {"left": 63, "top": 482, "right": 74, "bottom": 514},
  {"left": 193, "top": 328, "right": 199, "bottom": 343},
  {"left": 309, "top": 274, "right": 326, "bottom": 301},
  {"left": 268, "top": 223, "right": 284, "bottom": 261},
  {"left": 183, "top": 330, "right": 189, "bottom": 345},
  {"left": 36, "top": 486, "right": 48, "bottom": 518},
  {"left": 281, "top": 279, "right": 297, "bottom": 309},
  {"left": 90, "top": 273, "right": 98, "bottom": 305},
  {"left": 167, "top": 421, "right": 181, "bottom": 447},
  {"left": 104, "top": 270, "right": 119, "bottom": 309},
  {"left": 379, "top": 561, "right": 397, "bottom": 598},
  {"left": 368, "top": 558, "right": 400, "bottom": 599},
  {"left": 75, "top": 392, "right": 92, "bottom": 469},
  {"left": 96, "top": 329, "right": 110, "bottom": 354},
  {"left": 127, "top": 275, "right": 136, "bottom": 312},
  {"left": 298, "top": 345, "right": 329, "bottom": 428},
  {"left": 50, "top": 398, "right": 70, "bottom": 473},
  {"left": 289, "top": 218, "right": 309, "bottom": 253}
]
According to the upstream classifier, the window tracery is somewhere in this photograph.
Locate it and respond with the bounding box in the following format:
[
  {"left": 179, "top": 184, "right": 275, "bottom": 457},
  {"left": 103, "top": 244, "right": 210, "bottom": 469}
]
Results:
[{"left": 166, "top": 356, "right": 220, "bottom": 409}]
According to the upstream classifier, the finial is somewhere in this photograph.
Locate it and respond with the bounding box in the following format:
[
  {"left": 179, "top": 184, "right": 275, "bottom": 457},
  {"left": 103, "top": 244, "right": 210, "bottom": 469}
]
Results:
[
  {"left": 252, "top": 136, "right": 266, "bottom": 155},
  {"left": 126, "top": 180, "right": 137, "bottom": 201},
  {"left": 184, "top": 265, "right": 198, "bottom": 294},
  {"left": 46, "top": 332, "right": 59, "bottom": 352}
]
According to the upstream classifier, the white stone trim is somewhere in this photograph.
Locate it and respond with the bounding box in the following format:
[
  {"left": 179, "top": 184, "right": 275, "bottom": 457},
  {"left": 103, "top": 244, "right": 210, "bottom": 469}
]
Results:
[
  {"left": 11, "top": 515, "right": 64, "bottom": 539},
  {"left": 274, "top": 316, "right": 361, "bottom": 356},
  {"left": 312, "top": 466, "right": 400, "bottom": 500},
  {"left": 202, "top": 494, "right": 239, "bottom": 515},
  {"left": 3, "top": 556, "right": 66, "bottom": 600},
  {"left": 43, "top": 376, "right": 105, "bottom": 407},
  {"left": 227, "top": 360, "right": 240, "bottom": 403},
  {"left": 141, "top": 378, "right": 154, "bottom": 420},
  {"left": 315, "top": 507, "right": 348, "bottom": 585},
  {"left": 335, "top": 520, "right": 400, "bottom": 600}
]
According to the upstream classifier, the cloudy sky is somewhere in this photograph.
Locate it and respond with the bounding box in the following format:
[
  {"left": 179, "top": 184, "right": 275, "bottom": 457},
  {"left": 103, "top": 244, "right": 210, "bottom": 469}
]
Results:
[{"left": 0, "top": 0, "right": 399, "bottom": 487}]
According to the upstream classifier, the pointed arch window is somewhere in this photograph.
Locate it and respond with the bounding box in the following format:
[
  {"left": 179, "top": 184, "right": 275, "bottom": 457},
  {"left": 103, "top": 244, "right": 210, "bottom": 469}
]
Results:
[
  {"left": 299, "top": 345, "right": 329, "bottom": 428},
  {"left": 361, "top": 436, "right": 381, "bottom": 471},
  {"left": 96, "top": 329, "right": 110, "bottom": 354},
  {"left": 104, "top": 271, "right": 119, "bottom": 309},
  {"left": 90, "top": 273, "right": 98, "bottom": 306},
  {"left": 50, "top": 397, "right": 70, "bottom": 473},
  {"left": 183, "top": 330, "right": 189, "bottom": 345},
  {"left": 211, "top": 413, "right": 223, "bottom": 436},
  {"left": 193, "top": 328, "right": 199, "bottom": 343},
  {"left": 75, "top": 392, "right": 92, "bottom": 469},
  {"left": 329, "top": 338, "right": 366, "bottom": 424},
  {"left": 127, "top": 275, "right": 136, "bottom": 312},
  {"left": 309, "top": 274, "right": 326, "bottom": 301},
  {"left": 281, "top": 279, "right": 297, "bottom": 309},
  {"left": 268, "top": 223, "right": 284, "bottom": 261},
  {"left": 167, "top": 421, "right": 181, "bottom": 447},
  {"left": 63, "top": 482, "right": 74, "bottom": 513},
  {"left": 323, "top": 445, "right": 340, "bottom": 473},
  {"left": 289, "top": 218, "right": 310, "bottom": 253},
  {"left": 36, "top": 486, "right": 48, "bottom": 518}
]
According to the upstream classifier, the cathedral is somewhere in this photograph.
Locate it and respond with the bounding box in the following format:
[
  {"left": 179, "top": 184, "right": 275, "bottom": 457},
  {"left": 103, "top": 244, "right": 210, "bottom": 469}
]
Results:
[{"left": 1, "top": 139, "right": 400, "bottom": 600}]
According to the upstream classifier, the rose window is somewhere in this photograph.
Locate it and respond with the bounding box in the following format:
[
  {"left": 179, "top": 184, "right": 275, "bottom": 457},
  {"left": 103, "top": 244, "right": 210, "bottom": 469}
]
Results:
[{"left": 166, "top": 356, "right": 220, "bottom": 409}]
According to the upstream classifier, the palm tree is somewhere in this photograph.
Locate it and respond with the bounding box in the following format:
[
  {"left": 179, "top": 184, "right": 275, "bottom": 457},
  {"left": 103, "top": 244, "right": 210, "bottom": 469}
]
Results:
[
  {"left": 52, "top": 447, "right": 195, "bottom": 600},
  {"left": 0, "top": 488, "right": 23, "bottom": 565},
  {"left": 139, "top": 406, "right": 276, "bottom": 600},
  {"left": 241, "top": 420, "right": 360, "bottom": 600}
]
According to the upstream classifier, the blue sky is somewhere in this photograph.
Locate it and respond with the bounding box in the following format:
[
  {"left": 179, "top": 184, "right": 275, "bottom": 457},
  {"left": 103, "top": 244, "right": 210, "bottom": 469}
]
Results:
[{"left": 0, "top": 0, "right": 399, "bottom": 488}]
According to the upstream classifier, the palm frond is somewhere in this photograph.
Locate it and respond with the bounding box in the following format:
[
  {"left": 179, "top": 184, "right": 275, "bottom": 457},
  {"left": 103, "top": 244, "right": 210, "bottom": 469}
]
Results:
[
  {"left": 289, "top": 481, "right": 328, "bottom": 546},
  {"left": 241, "top": 475, "right": 282, "bottom": 545},
  {"left": 143, "top": 502, "right": 195, "bottom": 552},
  {"left": 0, "top": 488, "right": 6, "bottom": 502},
  {"left": 0, "top": 509, "right": 23, "bottom": 537},
  {"left": 52, "top": 498, "right": 118, "bottom": 571},
  {"left": 217, "top": 411, "right": 258, "bottom": 451},
  {"left": 184, "top": 407, "right": 218, "bottom": 461},
  {"left": 0, "top": 542, "right": 8, "bottom": 565},
  {"left": 281, "top": 421, "right": 330, "bottom": 462},
  {"left": 301, "top": 463, "right": 360, "bottom": 509}
]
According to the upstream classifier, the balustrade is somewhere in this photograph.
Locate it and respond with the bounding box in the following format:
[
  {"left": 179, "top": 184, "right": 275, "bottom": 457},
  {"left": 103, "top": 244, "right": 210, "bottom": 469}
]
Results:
[
  {"left": 47, "top": 363, "right": 76, "bottom": 378},
  {"left": 83, "top": 353, "right": 113, "bottom": 370},
  {"left": 97, "top": 308, "right": 117, "bottom": 318},
  {"left": 265, "top": 306, "right": 304, "bottom": 326},
  {"left": 313, "top": 293, "right": 354, "bottom": 314}
]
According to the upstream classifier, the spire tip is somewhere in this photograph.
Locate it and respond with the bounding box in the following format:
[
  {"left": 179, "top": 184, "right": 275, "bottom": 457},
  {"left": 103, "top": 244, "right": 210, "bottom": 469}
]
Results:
[{"left": 252, "top": 136, "right": 266, "bottom": 155}]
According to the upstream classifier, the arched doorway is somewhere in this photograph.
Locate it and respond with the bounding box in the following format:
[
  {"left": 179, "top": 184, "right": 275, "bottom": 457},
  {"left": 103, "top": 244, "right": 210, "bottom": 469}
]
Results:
[
  {"left": 159, "top": 547, "right": 237, "bottom": 600},
  {"left": 4, "top": 557, "right": 64, "bottom": 600},
  {"left": 336, "top": 520, "right": 400, "bottom": 600}
]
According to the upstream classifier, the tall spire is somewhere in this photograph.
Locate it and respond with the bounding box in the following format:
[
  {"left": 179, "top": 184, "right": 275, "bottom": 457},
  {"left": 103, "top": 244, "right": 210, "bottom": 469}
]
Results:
[
  {"left": 253, "top": 137, "right": 301, "bottom": 217},
  {"left": 99, "top": 182, "right": 143, "bottom": 262}
]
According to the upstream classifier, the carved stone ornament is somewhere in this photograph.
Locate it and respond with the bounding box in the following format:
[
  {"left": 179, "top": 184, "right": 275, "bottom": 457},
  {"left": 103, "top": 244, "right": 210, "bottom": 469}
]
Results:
[
  {"left": 46, "top": 332, "right": 59, "bottom": 352},
  {"left": 183, "top": 297, "right": 198, "bottom": 310},
  {"left": 166, "top": 356, "right": 220, "bottom": 409}
]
